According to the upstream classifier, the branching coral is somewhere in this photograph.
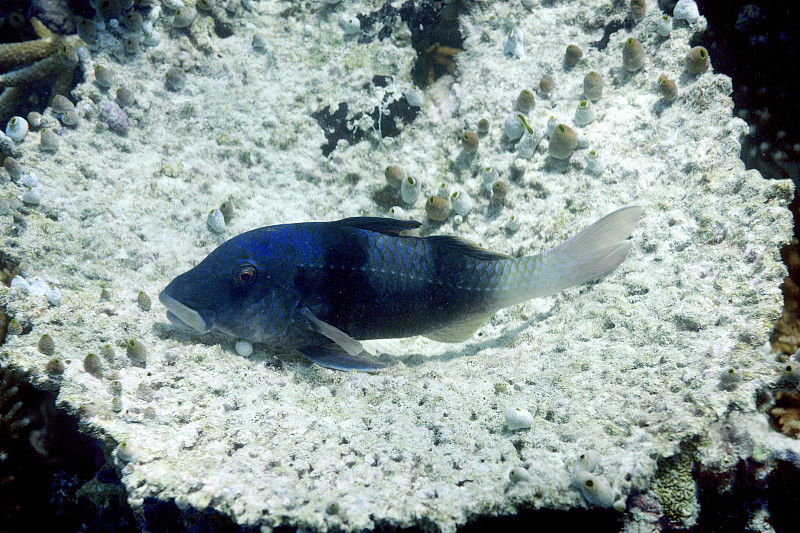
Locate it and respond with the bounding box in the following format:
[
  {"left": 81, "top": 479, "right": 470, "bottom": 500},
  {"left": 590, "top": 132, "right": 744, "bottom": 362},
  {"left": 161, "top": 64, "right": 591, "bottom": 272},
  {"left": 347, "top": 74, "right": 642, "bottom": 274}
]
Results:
[
  {"left": 415, "top": 43, "right": 461, "bottom": 87},
  {"left": 771, "top": 237, "right": 800, "bottom": 356},
  {"left": 770, "top": 390, "right": 800, "bottom": 438},
  {"left": 0, "top": 367, "right": 30, "bottom": 462},
  {"left": 1, "top": 365, "right": 31, "bottom": 524},
  {"left": 0, "top": 17, "right": 84, "bottom": 123},
  {"left": 1, "top": 19, "right": 60, "bottom": 70}
]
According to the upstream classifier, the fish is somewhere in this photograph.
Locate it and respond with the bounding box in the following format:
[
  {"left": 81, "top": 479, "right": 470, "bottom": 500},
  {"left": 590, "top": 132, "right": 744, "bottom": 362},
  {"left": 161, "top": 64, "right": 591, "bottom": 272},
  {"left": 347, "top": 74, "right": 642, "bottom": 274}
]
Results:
[{"left": 159, "top": 206, "right": 642, "bottom": 371}]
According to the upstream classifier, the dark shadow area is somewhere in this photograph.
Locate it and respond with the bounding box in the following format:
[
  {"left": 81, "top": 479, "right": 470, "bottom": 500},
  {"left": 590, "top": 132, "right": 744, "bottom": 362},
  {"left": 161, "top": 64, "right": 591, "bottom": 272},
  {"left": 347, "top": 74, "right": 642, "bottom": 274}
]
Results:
[
  {"left": 311, "top": 0, "right": 464, "bottom": 156},
  {"left": 355, "top": 0, "right": 465, "bottom": 88},
  {"left": 399, "top": 0, "right": 464, "bottom": 88},
  {"left": 697, "top": 1, "right": 800, "bottom": 184},
  {"left": 694, "top": 457, "right": 800, "bottom": 533},
  {"left": 592, "top": 18, "right": 633, "bottom": 51},
  {"left": 457, "top": 508, "right": 622, "bottom": 533},
  {"left": 311, "top": 79, "right": 420, "bottom": 157},
  {"left": 0, "top": 366, "right": 135, "bottom": 533}
]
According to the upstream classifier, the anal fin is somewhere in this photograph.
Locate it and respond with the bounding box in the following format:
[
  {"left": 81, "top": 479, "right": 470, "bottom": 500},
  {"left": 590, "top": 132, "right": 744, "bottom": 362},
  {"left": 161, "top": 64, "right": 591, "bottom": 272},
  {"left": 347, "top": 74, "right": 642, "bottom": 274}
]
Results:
[
  {"left": 423, "top": 313, "right": 493, "bottom": 343},
  {"left": 298, "top": 344, "right": 386, "bottom": 371}
]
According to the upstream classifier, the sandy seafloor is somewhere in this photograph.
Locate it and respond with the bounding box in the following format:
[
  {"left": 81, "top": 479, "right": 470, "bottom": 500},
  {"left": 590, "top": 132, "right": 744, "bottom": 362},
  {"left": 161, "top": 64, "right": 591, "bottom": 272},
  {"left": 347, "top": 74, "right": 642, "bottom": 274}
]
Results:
[{"left": 1, "top": 0, "right": 797, "bottom": 531}]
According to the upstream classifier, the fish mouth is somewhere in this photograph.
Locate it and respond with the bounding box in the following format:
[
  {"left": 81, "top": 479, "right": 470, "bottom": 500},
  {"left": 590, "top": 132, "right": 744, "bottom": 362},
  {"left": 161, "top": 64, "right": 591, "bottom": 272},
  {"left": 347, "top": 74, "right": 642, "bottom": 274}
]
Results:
[{"left": 158, "top": 290, "right": 209, "bottom": 332}]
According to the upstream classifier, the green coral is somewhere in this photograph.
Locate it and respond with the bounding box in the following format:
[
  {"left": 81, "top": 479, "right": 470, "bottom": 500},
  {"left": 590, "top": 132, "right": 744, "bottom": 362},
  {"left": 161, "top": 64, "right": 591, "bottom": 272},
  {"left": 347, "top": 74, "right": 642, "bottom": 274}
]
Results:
[
  {"left": 652, "top": 442, "right": 698, "bottom": 528},
  {"left": 75, "top": 476, "right": 128, "bottom": 510}
]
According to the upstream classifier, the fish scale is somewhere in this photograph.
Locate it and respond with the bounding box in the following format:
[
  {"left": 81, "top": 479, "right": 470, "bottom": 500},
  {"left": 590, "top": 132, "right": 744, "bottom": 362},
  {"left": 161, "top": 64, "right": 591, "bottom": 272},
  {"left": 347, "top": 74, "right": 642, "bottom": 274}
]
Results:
[{"left": 159, "top": 207, "right": 642, "bottom": 370}]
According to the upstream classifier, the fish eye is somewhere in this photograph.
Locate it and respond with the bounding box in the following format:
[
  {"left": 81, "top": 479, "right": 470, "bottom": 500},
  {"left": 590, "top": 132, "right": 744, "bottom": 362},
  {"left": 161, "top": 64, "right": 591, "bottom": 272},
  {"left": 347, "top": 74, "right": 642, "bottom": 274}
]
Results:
[{"left": 234, "top": 264, "right": 257, "bottom": 285}]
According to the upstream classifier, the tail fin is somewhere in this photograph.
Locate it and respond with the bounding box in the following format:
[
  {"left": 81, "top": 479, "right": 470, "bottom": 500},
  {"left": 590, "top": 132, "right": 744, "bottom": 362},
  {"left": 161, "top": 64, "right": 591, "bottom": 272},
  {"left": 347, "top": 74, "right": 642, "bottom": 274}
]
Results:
[{"left": 497, "top": 206, "right": 643, "bottom": 307}]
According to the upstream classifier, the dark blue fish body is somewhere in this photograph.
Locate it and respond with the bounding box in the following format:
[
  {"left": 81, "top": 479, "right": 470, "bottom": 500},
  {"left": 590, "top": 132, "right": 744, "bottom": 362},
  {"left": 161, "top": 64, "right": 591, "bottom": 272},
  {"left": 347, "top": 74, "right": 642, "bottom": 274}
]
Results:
[{"left": 160, "top": 208, "right": 641, "bottom": 370}]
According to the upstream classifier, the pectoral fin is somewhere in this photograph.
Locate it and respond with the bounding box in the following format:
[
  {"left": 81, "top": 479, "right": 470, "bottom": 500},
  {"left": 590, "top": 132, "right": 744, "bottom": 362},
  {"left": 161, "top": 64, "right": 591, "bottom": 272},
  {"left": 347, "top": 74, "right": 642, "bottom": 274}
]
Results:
[
  {"left": 299, "top": 307, "right": 363, "bottom": 356},
  {"left": 298, "top": 344, "right": 386, "bottom": 371}
]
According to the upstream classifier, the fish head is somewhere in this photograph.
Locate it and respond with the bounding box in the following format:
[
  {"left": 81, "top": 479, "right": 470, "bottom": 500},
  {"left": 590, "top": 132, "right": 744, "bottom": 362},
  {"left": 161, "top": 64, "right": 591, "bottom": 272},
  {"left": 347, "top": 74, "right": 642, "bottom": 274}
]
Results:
[{"left": 159, "top": 229, "right": 288, "bottom": 343}]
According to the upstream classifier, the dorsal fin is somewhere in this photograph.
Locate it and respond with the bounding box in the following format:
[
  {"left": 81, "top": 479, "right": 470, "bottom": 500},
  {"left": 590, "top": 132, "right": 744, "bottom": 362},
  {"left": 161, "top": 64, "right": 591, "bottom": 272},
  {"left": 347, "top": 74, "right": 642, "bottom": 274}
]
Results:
[
  {"left": 334, "top": 217, "right": 422, "bottom": 236},
  {"left": 425, "top": 235, "right": 512, "bottom": 261}
]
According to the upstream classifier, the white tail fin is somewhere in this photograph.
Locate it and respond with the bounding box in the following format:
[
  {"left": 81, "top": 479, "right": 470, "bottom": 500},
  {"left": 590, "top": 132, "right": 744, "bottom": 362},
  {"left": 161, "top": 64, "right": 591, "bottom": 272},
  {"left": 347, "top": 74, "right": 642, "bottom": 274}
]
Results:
[{"left": 496, "top": 206, "right": 643, "bottom": 307}]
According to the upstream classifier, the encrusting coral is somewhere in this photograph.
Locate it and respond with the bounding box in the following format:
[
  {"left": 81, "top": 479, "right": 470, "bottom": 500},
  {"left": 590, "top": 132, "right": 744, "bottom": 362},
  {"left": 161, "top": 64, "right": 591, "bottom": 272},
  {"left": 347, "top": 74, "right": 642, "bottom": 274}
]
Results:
[
  {"left": 0, "top": 18, "right": 84, "bottom": 123},
  {"left": 652, "top": 442, "right": 699, "bottom": 528}
]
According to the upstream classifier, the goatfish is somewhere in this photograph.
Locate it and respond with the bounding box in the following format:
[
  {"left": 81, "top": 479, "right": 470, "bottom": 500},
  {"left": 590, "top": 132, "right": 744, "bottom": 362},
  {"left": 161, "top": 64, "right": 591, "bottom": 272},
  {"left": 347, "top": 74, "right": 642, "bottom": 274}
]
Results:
[{"left": 159, "top": 206, "right": 642, "bottom": 371}]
